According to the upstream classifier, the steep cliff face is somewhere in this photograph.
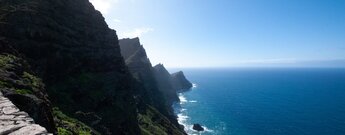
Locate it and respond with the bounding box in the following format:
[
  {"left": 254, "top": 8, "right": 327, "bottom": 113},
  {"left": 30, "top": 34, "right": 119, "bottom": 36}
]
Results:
[
  {"left": 171, "top": 71, "right": 193, "bottom": 92},
  {"left": 153, "top": 64, "right": 180, "bottom": 105},
  {"left": 119, "top": 38, "right": 184, "bottom": 109},
  {"left": 0, "top": 0, "right": 192, "bottom": 134},
  {"left": 119, "top": 38, "right": 142, "bottom": 60},
  {"left": 0, "top": 0, "right": 139, "bottom": 134},
  {"left": 119, "top": 38, "right": 167, "bottom": 113},
  {"left": 119, "top": 38, "right": 185, "bottom": 135}
]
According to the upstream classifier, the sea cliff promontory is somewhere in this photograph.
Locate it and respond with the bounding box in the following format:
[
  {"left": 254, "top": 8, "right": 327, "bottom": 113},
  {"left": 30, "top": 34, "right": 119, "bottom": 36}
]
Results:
[{"left": 1, "top": 0, "right": 191, "bottom": 134}]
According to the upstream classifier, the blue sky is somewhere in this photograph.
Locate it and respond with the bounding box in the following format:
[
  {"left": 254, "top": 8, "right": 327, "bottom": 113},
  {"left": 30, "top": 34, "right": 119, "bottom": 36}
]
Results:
[{"left": 90, "top": 0, "right": 345, "bottom": 67}]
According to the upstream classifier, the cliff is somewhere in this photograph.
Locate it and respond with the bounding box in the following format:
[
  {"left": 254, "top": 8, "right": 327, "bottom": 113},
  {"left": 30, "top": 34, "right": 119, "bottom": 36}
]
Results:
[
  {"left": 119, "top": 38, "right": 193, "bottom": 120},
  {"left": 119, "top": 37, "right": 193, "bottom": 108},
  {"left": 171, "top": 71, "right": 193, "bottom": 92},
  {"left": 0, "top": 0, "right": 189, "bottom": 134},
  {"left": 1, "top": 0, "right": 138, "bottom": 134},
  {"left": 119, "top": 38, "right": 184, "bottom": 134},
  {"left": 119, "top": 38, "right": 166, "bottom": 111},
  {"left": 153, "top": 64, "right": 180, "bottom": 105}
]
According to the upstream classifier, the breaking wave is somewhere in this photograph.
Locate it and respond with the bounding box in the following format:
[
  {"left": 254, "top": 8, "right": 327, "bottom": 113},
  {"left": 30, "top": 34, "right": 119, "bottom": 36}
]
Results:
[
  {"left": 175, "top": 88, "right": 214, "bottom": 135},
  {"left": 192, "top": 83, "right": 197, "bottom": 88}
]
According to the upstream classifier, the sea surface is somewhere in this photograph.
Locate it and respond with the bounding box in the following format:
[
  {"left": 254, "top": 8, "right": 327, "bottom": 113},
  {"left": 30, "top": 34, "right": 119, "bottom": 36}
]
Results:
[{"left": 171, "top": 68, "right": 345, "bottom": 135}]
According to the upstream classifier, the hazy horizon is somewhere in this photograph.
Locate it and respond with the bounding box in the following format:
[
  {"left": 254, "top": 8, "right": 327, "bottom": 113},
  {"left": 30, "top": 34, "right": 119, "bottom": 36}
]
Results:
[{"left": 90, "top": 0, "right": 345, "bottom": 68}]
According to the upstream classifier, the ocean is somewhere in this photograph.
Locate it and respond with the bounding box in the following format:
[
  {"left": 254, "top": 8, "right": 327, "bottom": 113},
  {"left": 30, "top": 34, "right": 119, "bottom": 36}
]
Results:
[{"left": 172, "top": 68, "right": 345, "bottom": 135}]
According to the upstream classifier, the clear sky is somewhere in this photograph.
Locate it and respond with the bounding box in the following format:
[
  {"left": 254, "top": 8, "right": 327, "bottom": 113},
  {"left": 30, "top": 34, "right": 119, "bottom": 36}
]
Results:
[{"left": 90, "top": 0, "right": 345, "bottom": 68}]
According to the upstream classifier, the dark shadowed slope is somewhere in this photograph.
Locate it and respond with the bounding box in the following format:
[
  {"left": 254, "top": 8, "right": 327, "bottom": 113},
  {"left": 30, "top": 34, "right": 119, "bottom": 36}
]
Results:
[
  {"left": 1, "top": 0, "right": 192, "bottom": 134},
  {"left": 1, "top": 0, "right": 138, "bottom": 134}
]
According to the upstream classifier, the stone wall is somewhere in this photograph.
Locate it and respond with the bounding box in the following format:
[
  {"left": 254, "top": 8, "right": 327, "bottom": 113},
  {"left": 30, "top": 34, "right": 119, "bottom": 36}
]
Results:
[{"left": 0, "top": 92, "right": 50, "bottom": 135}]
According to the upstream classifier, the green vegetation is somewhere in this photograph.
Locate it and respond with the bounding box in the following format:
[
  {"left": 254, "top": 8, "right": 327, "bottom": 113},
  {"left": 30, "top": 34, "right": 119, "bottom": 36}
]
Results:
[
  {"left": 15, "top": 89, "right": 33, "bottom": 94},
  {"left": 138, "top": 105, "right": 184, "bottom": 135},
  {"left": 22, "top": 71, "right": 41, "bottom": 88},
  {"left": 57, "top": 128, "right": 73, "bottom": 135},
  {"left": 140, "top": 126, "right": 154, "bottom": 135},
  {"left": 53, "top": 107, "right": 99, "bottom": 135},
  {"left": 138, "top": 112, "right": 167, "bottom": 135},
  {"left": 0, "top": 54, "right": 16, "bottom": 69},
  {"left": 0, "top": 80, "right": 7, "bottom": 87},
  {"left": 0, "top": 54, "right": 37, "bottom": 95}
]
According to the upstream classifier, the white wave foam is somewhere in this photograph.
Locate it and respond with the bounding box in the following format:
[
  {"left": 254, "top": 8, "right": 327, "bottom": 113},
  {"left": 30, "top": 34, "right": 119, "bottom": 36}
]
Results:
[
  {"left": 177, "top": 114, "right": 215, "bottom": 135},
  {"left": 177, "top": 113, "right": 189, "bottom": 123},
  {"left": 192, "top": 83, "right": 197, "bottom": 88},
  {"left": 184, "top": 124, "right": 214, "bottom": 135},
  {"left": 175, "top": 91, "right": 214, "bottom": 135},
  {"left": 179, "top": 94, "right": 188, "bottom": 104},
  {"left": 202, "top": 126, "right": 214, "bottom": 133}
]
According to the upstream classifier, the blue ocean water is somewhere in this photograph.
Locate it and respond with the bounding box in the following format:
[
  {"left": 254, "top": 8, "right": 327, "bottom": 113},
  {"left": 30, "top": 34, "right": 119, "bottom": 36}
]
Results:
[{"left": 172, "top": 68, "right": 345, "bottom": 135}]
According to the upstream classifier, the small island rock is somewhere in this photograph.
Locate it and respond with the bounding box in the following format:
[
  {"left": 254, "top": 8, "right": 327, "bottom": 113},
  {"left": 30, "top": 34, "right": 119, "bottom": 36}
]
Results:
[{"left": 193, "top": 124, "right": 204, "bottom": 131}]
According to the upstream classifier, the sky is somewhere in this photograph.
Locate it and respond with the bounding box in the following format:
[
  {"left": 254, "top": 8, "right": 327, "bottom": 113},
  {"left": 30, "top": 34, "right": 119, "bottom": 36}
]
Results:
[{"left": 90, "top": 0, "right": 345, "bottom": 68}]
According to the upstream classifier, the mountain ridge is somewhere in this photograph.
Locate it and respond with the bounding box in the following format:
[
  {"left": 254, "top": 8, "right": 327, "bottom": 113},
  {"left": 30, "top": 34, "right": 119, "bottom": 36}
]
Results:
[{"left": 0, "top": 0, "right": 192, "bottom": 134}]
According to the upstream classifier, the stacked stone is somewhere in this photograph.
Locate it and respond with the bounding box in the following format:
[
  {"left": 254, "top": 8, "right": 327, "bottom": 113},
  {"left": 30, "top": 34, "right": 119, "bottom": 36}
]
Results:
[{"left": 0, "top": 92, "right": 50, "bottom": 135}]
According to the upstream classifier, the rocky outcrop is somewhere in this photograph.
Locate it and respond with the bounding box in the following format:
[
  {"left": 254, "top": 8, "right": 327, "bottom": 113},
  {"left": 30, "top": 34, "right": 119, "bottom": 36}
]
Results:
[
  {"left": 119, "top": 38, "right": 184, "bottom": 134},
  {"left": 0, "top": 53, "right": 56, "bottom": 132},
  {"left": 171, "top": 71, "right": 193, "bottom": 92},
  {"left": 119, "top": 38, "right": 142, "bottom": 60},
  {"left": 192, "top": 124, "right": 204, "bottom": 131},
  {"left": 0, "top": 92, "right": 49, "bottom": 135},
  {"left": 119, "top": 38, "right": 169, "bottom": 115},
  {"left": 153, "top": 64, "right": 180, "bottom": 105},
  {"left": 0, "top": 51, "right": 97, "bottom": 134},
  {"left": 153, "top": 64, "right": 194, "bottom": 103}
]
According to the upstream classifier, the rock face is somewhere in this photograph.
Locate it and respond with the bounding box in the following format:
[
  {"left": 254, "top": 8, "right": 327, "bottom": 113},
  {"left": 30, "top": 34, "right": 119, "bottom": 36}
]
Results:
[
  {"left": 119, "top": 38, "right": 143, "bottom": 60},
  {"left": 171, "top": 71, "right": 193, "bottom": 92},
  {"left": 192, "top": 124, "right": 204, "bottom": 131},
  {"left": 153, "top": 64, "right": 180, "bottom": 105},
  {"left": 0, "top": 0, "right": 139, "bottom": 134},
  {"left": 153, "top": 64, "right": 194, "bottom": 104},
  {"left": 0, "top": 92, "right": 49, "bottom": 135},
  {"left": 1, "top": 0, "right": 189, "bottom": 135},
  {"left": 0, "top": 54, "right": 56, "bottom": 132},
  {"left": 119, "top": 38, "right": 184, "bottom": 135},
  {"left": 119, "top": 38, "right": 168, "bottom": 113}
]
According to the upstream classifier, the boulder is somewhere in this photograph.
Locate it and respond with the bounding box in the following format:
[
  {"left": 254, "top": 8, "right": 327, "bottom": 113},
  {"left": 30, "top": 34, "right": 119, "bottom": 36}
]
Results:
[{"left": 192, "top": 123, "right": 204, "bottom": 131}]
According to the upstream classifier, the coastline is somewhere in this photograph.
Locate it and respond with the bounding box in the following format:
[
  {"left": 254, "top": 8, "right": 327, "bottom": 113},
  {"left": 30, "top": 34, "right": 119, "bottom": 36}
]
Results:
[{"left": 173, "top": 83, "right": 214, "bottom": 135}]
